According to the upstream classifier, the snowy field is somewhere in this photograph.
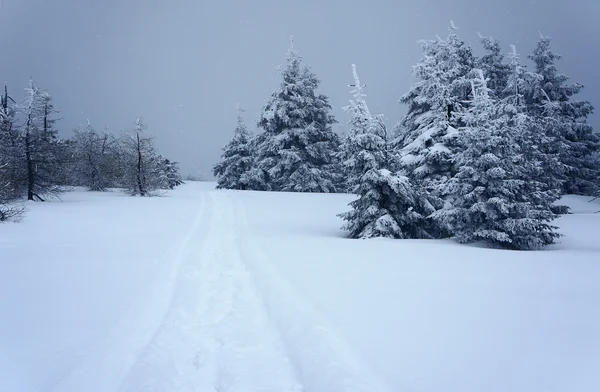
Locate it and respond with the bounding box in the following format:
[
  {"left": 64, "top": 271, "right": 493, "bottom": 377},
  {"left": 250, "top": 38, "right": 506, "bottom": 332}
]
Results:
[{"left": 1, "top": 181, "right": 599, "bottom": 392}]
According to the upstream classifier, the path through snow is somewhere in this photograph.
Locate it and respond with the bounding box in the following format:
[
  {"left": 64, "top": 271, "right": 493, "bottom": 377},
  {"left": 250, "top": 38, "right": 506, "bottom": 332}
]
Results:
[{"left": 52, "top": 189, "right": 391, "bottom": 392}]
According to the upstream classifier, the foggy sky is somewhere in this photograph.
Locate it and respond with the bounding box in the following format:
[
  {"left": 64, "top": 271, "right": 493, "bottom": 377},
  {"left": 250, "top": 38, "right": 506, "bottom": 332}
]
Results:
[{"left": 1, "top": 0, "right": 599, "bottom": 177}]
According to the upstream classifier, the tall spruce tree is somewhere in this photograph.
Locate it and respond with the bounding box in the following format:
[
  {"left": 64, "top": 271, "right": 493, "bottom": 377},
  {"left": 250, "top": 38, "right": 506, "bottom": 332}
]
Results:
[
  {"left": 338, "top": 65, "right": 389, "bottom": 193},
  {"left": 396, "top": 22, "right": 475, "bottom": 198},
  {"left": 527, "top": 35, "right": 599, "bottom": 195},
  {"left": 476, "top": 34, "right": 511, "bottom": 98},
  {"left": 213, "top": 106, "right": 254, "bottom": 190},
  {"left": 433, "top": 69, "right": 560, "bottom": 250},
  {"left": 338, "top": 65, "right": 437, "bottom": 239},
  {"left": 253, "top": 38, "right": 341, "bottom": 193},
  {"left": 504, "top": 45, "right": 565, "bottom": 205}
]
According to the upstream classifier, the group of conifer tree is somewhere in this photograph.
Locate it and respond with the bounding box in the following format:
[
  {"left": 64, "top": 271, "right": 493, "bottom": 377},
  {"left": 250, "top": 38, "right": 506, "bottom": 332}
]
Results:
[
  {"left": 214, "top": 25, "right": 599, "bottom": 250},
  {"left": 1, "top": 80, "right": 182, "bottom": 221}
]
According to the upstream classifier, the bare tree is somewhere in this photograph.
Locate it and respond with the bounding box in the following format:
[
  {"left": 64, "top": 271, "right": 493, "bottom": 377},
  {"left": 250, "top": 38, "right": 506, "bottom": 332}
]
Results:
[
  {"left": 70, "top": 121, "right": 120, "bottom": 190},
  {"left": 0, "top": 85, "right": 24, "bottom": 201},
  {"left": 18, "top": 80, "right": 63, "bottom": 201},
  {"left": 120, "top": 117, "right": 165, "bottom": 196},
  {"left": 0, "top": 85, "right": 25, "bottom": 221}
]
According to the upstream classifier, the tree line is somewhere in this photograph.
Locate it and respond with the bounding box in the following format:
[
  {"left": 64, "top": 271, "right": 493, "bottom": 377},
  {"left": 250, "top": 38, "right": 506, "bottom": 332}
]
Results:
[
  {"left": 0, "top": 80, "right": 182, "bottom": 221},
  {"left": 213, "top": 26, "right": 599, "bottom": 250}
]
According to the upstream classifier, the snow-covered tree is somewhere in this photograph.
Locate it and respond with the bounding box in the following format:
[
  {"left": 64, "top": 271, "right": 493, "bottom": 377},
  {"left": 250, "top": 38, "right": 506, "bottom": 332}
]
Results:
[
  {"left": 71, "top": 121, "right": 119, "bottom": 191},
  {"left": 252, "top": 39, "right": 341, "bottom": 193},
  {"left": 527, "top": 35, "right": 599, "bottom": 195},
  {"left": 120, "top": 117, "right": 165, "bottom": 196},
  {"left": 0, "top": 85, "right": 22, "bottom": 201},
  {"left": 502, "top": 45, "right": 566, "bottom": 205},
  {"left": 339, "top": 169, "right": 437, "bottom": 239},
  {"left": 213, "top": 106, "right": 254, "bottom": 190},
  {"left": 0, "top": 86, "right": 25, "bottom": 220},
  {"left": 19, "top": 80, "right": 64, "bottom": 201},
  {"left": 476, "top": 34, "right": 511, "bottom": 98},
  {"left": 158, "top": 158, "right": 183, "bottom": 189},
  {"left": 338, "top": 64, "right": 438, "bottom": 239},
  {"left": 434, "top": 68, "right": 561, "bottom": 250},
  {"left": 338, "top": 64, "right": 388, "bottom": 193},
  {"left": 396, "top": 22, "right": 475, "bottom": 197}
]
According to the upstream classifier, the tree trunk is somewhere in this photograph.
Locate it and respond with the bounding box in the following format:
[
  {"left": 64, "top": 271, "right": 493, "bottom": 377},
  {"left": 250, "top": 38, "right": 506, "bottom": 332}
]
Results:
[
  {"left": 25, "top": 115, "right": 35, "bottom": 201},
  {"left": 88, "top": 151, "right": 99, "bottom": 191},
  {"left": 44, "top": 104, "right": 48, "bottom": 133},
  {"left": 136, "top": 132, "right": 145, "bottom": 196}
]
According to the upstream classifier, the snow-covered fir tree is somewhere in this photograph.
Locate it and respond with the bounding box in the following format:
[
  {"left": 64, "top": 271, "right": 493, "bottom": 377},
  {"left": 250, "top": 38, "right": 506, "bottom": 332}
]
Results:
[
  {"left": 120, "top": 117, "right": 166, "bottom": 196},
  {"left": 395, "top": 22, "right": 475, "bottom": 197},
  {"left": 252, "top": 39, "right": 342, "bottom": 193},
  {"left": 503, "top": 45, "right": 565, "bottom": 205},
  {"left": 339, "top": 169, "right": 437, "bottom": 239},
  {"left": 213, "top": 106, "right": 254, "bottom": 190},
  {"left": 527, "top": 35, "right": 599, "bottom": 195},
  {"left": 158, "top": 158, "right": 183, "bottom": 190},
  {"left": 338, "top": 64, "right": 438, "bottom": 239},
  {"left": 338, "top": 65, "right": 389, "bottom": 193},
  {"left": 434, "top": 68, "right": 561, "bottom": 250},
  {"left": 476, "top": 34, "right": 511, "bottom": 98}
]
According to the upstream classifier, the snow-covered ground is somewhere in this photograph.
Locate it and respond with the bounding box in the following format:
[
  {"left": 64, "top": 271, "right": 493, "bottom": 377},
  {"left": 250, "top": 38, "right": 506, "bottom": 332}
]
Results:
[{"left": 1, "top": 182, "right": 599, "bottom": 392}]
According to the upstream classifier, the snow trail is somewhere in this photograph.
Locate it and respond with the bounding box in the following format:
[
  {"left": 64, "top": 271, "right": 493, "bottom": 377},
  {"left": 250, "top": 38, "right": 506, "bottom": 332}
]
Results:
[
  {"left": 116, "top": 191, "right": 302, "bottom": 392},
  {"left": 233, "top": 193, "right": 394, "bottom": 392},
  {"left": 52, "top": 191, "right": 211, "bottom": 392},
  {"left": 52, "top": 187, "right": 393, "bottom": 392}
]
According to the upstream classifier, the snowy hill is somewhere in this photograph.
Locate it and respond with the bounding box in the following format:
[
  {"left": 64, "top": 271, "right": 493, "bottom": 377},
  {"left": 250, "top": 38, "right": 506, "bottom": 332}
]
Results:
[{"left": 1, "top": 182, "right": 599, "bottom": 392}]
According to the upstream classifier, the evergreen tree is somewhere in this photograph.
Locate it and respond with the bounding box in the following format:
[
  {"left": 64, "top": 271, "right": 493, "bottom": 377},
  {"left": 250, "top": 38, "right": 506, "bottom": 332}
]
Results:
[
  {"left": 253, "top": 39, "right": 341, "bottom": 193},
  {"left": 396, "top": 22, "right": 475, "bottom": 197},
  {"left": 434, "top": 68, "right": 561, "bottom": 250},
  {"left": 504, "top": 45, "right": 565, "bottom": 203},
  {"left": 338, "top": 65, "right": 437, "bottom": 239},
  {"left": 339, "top": 169, "right": 437, "bottom": 239},
  {"left": 527, "top": 35, "right": 599, "bottom": 195},
  {"left": 476, "top": 34, "right": 511, "bottom": 98},
  {"left": 159, "top": 158, "right": 183, "bottom": 190},
  {"left": 213, "top": 106, "right": 254, "bottom": 190},
  {"left": 338, "top": 64, "right": 388, "bottom": 193}
]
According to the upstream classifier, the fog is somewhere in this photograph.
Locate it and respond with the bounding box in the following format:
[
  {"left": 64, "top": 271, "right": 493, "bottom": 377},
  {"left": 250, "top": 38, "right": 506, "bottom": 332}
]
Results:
[{"left": 1, "top": 0, "right": 598, "bottom": 176}]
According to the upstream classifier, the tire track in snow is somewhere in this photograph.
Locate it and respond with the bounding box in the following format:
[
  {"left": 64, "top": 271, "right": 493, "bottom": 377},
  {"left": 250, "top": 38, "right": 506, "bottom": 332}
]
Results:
[
  {"left": 232, "top": 193, "right": 394, "bottom": 392},
  {"left": 116, "top": 191, "right": 302, "bottom": 392},
  {"left": 52, "top": 191, "right": 211, "bottom": 392}
]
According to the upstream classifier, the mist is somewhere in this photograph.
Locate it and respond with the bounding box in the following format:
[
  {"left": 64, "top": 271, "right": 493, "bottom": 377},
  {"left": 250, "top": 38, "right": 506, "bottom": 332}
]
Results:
[{"left": 1, "top": 0, "right": 598, "bottom": 177}]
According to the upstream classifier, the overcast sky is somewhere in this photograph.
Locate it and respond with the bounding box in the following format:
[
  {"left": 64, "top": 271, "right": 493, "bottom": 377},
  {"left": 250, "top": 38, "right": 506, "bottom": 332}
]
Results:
[{"left": 1, "top": 0, "right": 599, "bottom": 177}]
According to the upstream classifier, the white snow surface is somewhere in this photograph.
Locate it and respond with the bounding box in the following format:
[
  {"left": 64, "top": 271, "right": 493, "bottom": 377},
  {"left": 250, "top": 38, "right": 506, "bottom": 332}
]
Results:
[{"left": 1, "top": 182, "right": 599, "bottom": 392}]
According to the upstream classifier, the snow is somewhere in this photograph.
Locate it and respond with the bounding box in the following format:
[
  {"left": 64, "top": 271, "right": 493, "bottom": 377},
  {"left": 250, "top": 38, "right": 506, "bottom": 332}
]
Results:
[
  {"left": 401, "top": 126, "right": 439, "bottom": 153},
  {"left": 429, "top": 142, "right": 451, "bottom": 153},
  {"left": 1, "top": 182, "right": 599, "bottom": 392}
]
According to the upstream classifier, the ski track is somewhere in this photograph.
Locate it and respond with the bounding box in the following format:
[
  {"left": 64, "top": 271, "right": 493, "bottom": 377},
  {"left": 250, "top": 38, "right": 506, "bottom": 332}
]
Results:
[
  {"left": 233, "top": 194, "right": 394, "bottom": 392},
  {"left": 52, "top": 191, "right": 211, "bottom": 392},
  {"left": 53, "top": 188, "right": 394, "bottom": 392},
  {"left": 117, "top": 191, "right": 302, "bottom": 392}
]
